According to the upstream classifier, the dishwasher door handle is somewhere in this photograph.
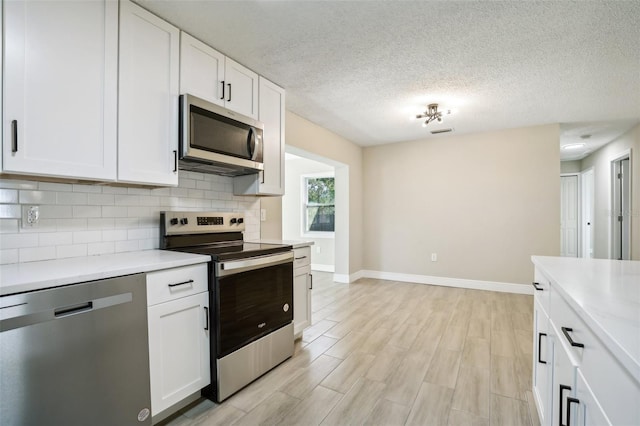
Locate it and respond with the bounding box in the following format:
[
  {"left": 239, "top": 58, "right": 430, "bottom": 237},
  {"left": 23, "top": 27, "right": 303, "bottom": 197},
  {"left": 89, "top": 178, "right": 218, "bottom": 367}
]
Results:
[{"left": 55, "top": 301, "right": 93, "bottom": 318}]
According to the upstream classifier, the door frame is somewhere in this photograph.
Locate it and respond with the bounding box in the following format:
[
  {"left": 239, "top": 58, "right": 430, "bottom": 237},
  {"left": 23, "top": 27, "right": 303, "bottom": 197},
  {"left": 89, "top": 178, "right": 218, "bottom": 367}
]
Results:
[
  {"left": 560, "top": 173, "right": 581, "bottom": 257},
  {"left": 609, "top": 149, "right": 632, "bottom": 260}
]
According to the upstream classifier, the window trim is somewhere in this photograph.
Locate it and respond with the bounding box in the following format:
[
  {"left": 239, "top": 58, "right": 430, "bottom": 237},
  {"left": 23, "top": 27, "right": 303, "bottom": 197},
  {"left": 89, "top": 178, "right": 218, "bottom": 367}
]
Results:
[{"left": 301, "top": 172, "right": 335, "bottom": 239}]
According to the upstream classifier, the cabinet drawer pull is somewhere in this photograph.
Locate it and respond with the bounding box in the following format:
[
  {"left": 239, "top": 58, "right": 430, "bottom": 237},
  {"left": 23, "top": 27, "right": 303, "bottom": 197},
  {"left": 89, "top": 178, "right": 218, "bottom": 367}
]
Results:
[
  {"left": 561, "top": 326, "right": 584, "bottom": 348},
  {"left": 173, "top": 150, "right": 178, "bottom": 172},
  {"left": 559, "top": 384, "right": 571, "bottom": 426},
  {"left": 295, "top": 256, "right": 307, "bottom": 260},
  {"left": 537, "top": 332, "right": 547, "bottom": 364},
  {"left": 220, "top": 81, "right": 225, "bottom": 100},
  {"left": 566, "top": 397, "right": 580, "bottom": 426},
  {"left": 11, "top": 120, "right": 18, "bottom": 153},
  {"left": 227, "top": 83, "right": 231, "bottom": 102},
  {"left": 532, "top": 282, "right": 543, "bottom": 291},
  {"left": 167, "top": 279, "right": 194, "bottom": 288},
  {"left": 309, "top": 273, "right": 313, "bottom": 290},
  {"left": 204, "top": 306, "right": 209, "bottom": 331}
]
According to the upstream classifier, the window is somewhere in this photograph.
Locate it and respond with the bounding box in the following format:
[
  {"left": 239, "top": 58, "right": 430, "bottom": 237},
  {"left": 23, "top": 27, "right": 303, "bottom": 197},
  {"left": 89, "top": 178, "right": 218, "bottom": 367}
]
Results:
[{"left": 303, "top": 176, "right": 335, "bottom": 234}]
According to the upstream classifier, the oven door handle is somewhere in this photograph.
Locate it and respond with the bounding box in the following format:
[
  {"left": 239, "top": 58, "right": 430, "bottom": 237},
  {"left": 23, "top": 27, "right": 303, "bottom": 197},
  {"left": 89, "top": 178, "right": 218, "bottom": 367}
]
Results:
[{"left": 217, "top": 252, "right": 293, "bottom": 276}]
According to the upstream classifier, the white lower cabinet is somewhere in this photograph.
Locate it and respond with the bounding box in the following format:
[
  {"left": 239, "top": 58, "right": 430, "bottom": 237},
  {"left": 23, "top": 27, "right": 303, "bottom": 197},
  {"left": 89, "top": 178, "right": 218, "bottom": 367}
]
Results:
[
  {"left": 293, "top": 246, "right": 312, "bottom": 338},
  {"left": 147, "top": 264, "right": 210, "bottom": 419},
  {"left": 532, "top": 298, "right": 551, "bottom": 426}
]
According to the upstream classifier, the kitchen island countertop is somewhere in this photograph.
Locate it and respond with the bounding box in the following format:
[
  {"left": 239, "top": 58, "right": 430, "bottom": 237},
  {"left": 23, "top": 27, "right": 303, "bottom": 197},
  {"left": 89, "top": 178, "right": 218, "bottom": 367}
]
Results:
[{"left": 0, "top": 250, "right": 211, "bottom": 296}]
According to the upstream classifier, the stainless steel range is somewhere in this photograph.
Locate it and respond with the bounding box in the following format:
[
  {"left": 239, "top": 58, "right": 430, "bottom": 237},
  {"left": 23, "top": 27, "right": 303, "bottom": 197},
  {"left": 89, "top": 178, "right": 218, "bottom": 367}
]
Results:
[{"left": 160, "top": 211, "right": 293, "bottom": 402}]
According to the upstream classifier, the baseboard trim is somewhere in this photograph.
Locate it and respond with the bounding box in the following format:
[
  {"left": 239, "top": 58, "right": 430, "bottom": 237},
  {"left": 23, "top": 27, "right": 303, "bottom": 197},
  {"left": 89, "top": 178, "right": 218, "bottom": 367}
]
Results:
[
  {"left": 356, "top": 270, "right": 533, "bottom": 295},
  {"left": 311, "top": 263, "right": 334, "bottom": 273},
  {"left": 333, "top": 270, "right": 364, "bottom": 284}
]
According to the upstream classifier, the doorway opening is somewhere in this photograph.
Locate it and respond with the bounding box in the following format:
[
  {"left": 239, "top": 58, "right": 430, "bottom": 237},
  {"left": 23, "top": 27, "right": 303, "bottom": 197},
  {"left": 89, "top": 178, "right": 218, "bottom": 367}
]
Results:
[{"left": 611, "top": 153, "right": 632, "bottom": 260}]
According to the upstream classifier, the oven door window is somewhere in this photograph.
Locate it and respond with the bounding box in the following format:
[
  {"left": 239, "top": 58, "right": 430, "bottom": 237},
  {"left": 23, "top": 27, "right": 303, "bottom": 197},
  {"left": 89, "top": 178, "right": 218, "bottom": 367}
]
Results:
[{"left": 216, "top": 262, "right": 293, "bottom": 357}]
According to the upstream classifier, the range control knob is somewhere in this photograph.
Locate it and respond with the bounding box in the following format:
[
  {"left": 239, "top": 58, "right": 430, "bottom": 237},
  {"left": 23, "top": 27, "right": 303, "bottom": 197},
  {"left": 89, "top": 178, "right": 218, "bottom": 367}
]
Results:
[
  {"left": 170, "top": 218, "right": 178, "bottom": 226},
  {"left": 230, "top": 218, "right": 237, "bottom": 224},
  {"left": 180, "top": 218, "right": 189, "bottom": 225},
  {"left": 237, "top": 218, "right": 244, "bottom": 224}
]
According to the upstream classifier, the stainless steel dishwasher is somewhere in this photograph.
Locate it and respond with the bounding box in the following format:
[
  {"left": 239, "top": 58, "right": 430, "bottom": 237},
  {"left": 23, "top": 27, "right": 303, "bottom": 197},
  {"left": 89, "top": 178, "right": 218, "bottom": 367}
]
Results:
[{"left": 0, "top": 273, "right": 151, "bottom": 426}]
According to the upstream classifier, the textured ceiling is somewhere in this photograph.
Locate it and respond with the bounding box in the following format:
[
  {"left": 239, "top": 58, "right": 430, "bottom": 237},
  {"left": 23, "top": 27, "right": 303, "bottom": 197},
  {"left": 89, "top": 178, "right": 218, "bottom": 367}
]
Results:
[{"left": 138, "top": 1, "right": 640, "bottom": 156}]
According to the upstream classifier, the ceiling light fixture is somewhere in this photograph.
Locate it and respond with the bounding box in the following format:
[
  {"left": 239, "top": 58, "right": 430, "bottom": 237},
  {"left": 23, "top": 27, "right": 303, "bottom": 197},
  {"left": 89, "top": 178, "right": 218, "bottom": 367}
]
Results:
[
  {"left": 416, "top": 103, "right": 451, "bottom": 127},
  {"left": 562, "top": 143, "right": 586, "bottom": 150}
]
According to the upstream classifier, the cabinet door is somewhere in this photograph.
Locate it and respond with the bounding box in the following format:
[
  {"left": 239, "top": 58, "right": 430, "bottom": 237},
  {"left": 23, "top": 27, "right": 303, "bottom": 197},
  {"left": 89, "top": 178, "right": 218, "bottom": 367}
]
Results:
[
  {"left": 3, "top": 0, "right": 117, "bottom": 180},
  {"left": 148, "top": 291, "right": 210, "bottom": 416},
  {"left": 533, "top": 299, "right": 552, "bottom": 426},
  {"left": 575, "top": 369, "right": 611, "bottom": 426},
  {"left": 224, "top": 58, "right": 258, "bottom": 119},
  {"left": 179, "top": 32, "right": 225, "bottom": 106},
  {"left": 551, "top": 328, "right": 578, "bottom": 426},
  {"left": 293, "top": 266, "right": 311, "bottom": 338},
  {"left": 118, "top": 0, "right": 179, "bottom": 186}
]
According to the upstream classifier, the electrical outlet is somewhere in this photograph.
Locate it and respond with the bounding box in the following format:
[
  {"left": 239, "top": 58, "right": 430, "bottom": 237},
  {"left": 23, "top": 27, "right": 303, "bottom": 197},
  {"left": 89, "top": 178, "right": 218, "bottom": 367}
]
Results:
[
  {"left": 316, "top": 246, "right": 321, "bottom": 254},
  {"left": 260, "top": 209, "right": 267, "bottom": 222},
  {"left": 431, "top": 253, "right": 437, "bottom": 262},
  {"left": 22, "top": 205, "right": 40, "bottom": 228}
]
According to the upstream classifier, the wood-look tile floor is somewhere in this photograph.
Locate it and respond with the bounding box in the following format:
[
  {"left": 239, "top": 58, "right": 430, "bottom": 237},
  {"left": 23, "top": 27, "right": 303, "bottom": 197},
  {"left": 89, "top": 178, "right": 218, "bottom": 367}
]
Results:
[{"left": 163, "top": 273, "right": 539, "bottom": 426}]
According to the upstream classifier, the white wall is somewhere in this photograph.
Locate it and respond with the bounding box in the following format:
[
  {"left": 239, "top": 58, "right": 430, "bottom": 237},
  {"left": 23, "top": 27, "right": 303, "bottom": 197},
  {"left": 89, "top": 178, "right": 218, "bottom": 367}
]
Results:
[
  {"left": 580, "top": 123, "right": 640, "bottom": 260},
  {"left": 362, "top": 124, "right": 561, "bottom": 286},
  {"left": 0, "top": 171, "right": 260, "bottom": 264},
  {"left": 282, "top": 155, "right": 335, "bottom": 269}
]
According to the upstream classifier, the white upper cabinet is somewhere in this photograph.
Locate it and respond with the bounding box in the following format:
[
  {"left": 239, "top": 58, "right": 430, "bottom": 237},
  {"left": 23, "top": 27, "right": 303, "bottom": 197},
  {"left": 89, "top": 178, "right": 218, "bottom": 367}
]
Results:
[
  {"left": 118, "top": 0, "right": 180, "bottom": 186},
  {"left": 234, "top": 77, "right": 285, "bottom": 196},
  {"left": 3, "top": 0, "right": 118, "bottom": 180},
  {"left": 179, "top": 32, "right": 258, "bottom": 119}
]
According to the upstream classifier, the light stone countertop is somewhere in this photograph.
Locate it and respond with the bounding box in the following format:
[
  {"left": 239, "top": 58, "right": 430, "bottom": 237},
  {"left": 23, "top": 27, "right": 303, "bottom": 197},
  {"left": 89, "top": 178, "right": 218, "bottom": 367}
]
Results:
[
  {"left": 531, "top": 256, "right": 640, "bottom": 381},
  {"left": 248, "top": 239, "right": 314, "bottom": 249},
  {"left": 0, "top": 250, "right": 211, "bottom": 296}
]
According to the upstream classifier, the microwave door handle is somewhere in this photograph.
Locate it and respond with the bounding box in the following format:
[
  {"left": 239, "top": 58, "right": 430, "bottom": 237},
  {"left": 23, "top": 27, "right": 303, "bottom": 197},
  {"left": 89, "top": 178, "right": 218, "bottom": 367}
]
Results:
[{"left": 247, "top": 127, "right": 256, "bottom": 160}]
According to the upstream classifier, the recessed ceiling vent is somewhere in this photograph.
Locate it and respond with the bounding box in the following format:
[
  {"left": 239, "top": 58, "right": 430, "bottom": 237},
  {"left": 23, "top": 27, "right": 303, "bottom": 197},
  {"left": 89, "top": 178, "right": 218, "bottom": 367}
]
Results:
[{"left": 431, "top": 128, "right": 453, "bottom": 134}]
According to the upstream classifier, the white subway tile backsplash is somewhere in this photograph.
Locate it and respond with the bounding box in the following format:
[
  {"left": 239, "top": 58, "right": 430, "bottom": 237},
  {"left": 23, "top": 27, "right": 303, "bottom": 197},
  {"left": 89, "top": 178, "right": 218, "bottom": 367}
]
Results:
[
  {"left": 87, "top": 193, "right": 115, "bottom": 206},
  {"left": 0, "top": 189, "right": 19, "bottom": 203},
  {"left": 0, "top": 249, "right": 19, "bottom": 265},
  {"left": 56, "top": 244, "right": 88, "bottom": 259},
  {"left": 19, "top": 246, "right": 56, "bottom": 262},
  {"left": 73, "top": 230, "right": 102, "bottom": 244},
  {"left": 0, "top": 172, "right": 260, "bottom": 264},
  {"left": 57, "top": 192, "right": 88, "bottom": 205},
  {"left": 39, "top": 232, "right": 73, "bottom": 247},
  {"left": 87, "top": 241, "right": 115, "bottom": 256},
  {"left": 19, "top": 190, "right": 57, "bottom": 204}
]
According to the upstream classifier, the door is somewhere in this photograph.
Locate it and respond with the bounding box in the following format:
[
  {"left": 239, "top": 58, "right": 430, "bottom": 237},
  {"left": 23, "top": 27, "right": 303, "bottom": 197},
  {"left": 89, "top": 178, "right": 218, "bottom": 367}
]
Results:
[
  {"left": 533, "top": 299, "right": 551, "bottom": 426},
  {"left": 612, "top": 158, "right": 631, "bottom": 260},
  {"left": 551, "top": 331, "right": 578, "bottom": 426},
  {"left": 224, "top": 58, "right": 259, "bottom": 119},
  {"left": 257, "top": 77, "right": 286, "bottom": 195},
  {"left": 3, "top": 0, "right": 117, "bottom": 180},
  {"left": 179, "top": 32, "right": 225, "bottom": 106},
  {"left": 581, "top": 169, "right": 594, "bottom": 258},
  {"left": 561, "top": 175, "right": 579, "bottom": 257},
  {"left": 293, "top": 265, "right": 311, "bottom": 337},
  {"left": 147, "top": 291, "right": 210, "bottom": 416},
  {"left": 118, "top": 0, "right": 179, "bottom": 186}
]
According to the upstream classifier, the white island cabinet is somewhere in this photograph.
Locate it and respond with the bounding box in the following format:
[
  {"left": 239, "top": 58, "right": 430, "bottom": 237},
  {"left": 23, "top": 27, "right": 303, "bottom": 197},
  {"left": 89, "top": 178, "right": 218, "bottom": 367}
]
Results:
[
  {"left": 531, "top": 256, "right": 640, "bottom": 426},
  {"left": 3, "top": 0, "right": 118, "bottom": 180}
]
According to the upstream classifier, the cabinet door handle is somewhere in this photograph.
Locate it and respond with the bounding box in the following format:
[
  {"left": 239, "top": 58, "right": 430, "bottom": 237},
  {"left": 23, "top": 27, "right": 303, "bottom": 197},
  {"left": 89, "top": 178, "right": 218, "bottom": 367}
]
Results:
[
  {"left": 561, "top": 327, "right": 584, "bottom": 348},
  {"left": 532, "top": 282, "right": 543, "bottom": 291},
  {"left": 559, "top": 384, "right": 571, "bottom": 426},
  {"left": 537, "top": 332, "right": 547, "bottom": 364},
  {"left": 566, "top": 397, "right": 580, "bottom": 426},
  {"left": 204, "top": 306, "right": 209, "bottom": 331},
  {"left": 227, "top": 83, "right": 231, "bottom": 102},
  {"left": 309, "top": 273, "right": 313, "bottom": 290},
  {"left": 173, "top": 150, "right": 178, "bottom": 172},
  {"left": 220, "top": 81, "right": 225, "bottom": 100},
  {"left": 11, "top": 120, "right": 18, "bottom": 153},
  {"left": 295, "top": 256, "right": 307, "bottom": 260},
  {"left": 167, "top": 279, "right": 194, "bottom": 288}
]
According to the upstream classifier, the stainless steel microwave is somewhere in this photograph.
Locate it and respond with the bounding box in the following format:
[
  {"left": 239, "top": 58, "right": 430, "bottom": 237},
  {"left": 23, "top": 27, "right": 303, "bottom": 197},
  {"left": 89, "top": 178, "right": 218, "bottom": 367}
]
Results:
[{"left": 179, "top": 94, "right": 264, "bottom": 176}]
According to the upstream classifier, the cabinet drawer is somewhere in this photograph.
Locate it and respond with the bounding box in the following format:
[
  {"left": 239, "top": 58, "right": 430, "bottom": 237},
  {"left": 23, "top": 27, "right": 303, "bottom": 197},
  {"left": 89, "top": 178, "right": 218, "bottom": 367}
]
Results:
[
  {"left": 550, "top": 286, "right": 640, "bottom": 425},
  {"left": 533, "top": 268, "right": 551, "bottom": 316},
  {"left": 293, "top": 246, "right": 311, "bottom": 269},
  {"left": 147, "top": 263, "right": 208, "bottom": 306}
]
